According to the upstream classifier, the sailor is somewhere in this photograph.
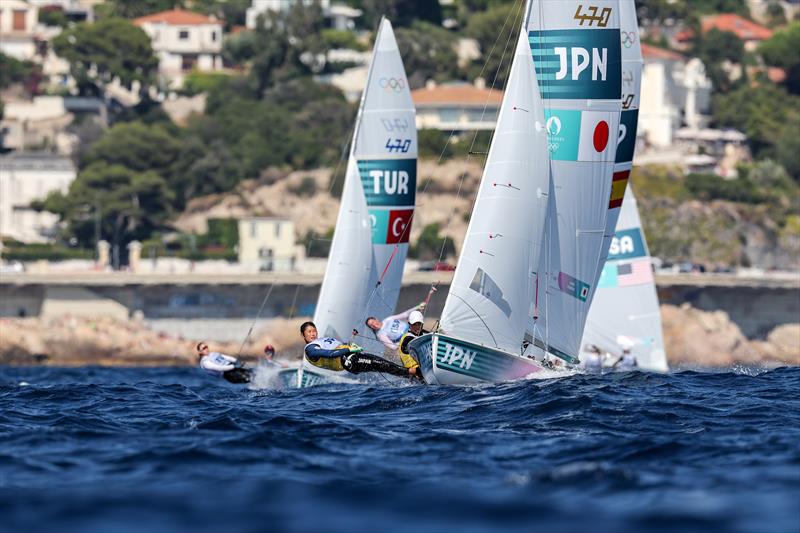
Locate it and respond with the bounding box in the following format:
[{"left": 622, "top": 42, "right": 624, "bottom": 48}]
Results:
[
  {"left": 196, "top": 342, "right": 253, "bottom": 384},
  {"left": 613, "top": 348, "right": 637, "bottom": 370},
  {"left": 300, "top": 321, "right": 416, "bottom": 379},
  {"left": 262, "top": 344, "right": 285, "bottom": 368},
  {"left": 365, "top": 302, "right": 425, "bottom": 351},
  {"left": 582, "top": 344, "right": 603, "bottom": 373},
  {"left": 397, "top": 310, "right": 427, "bottom": 381}
]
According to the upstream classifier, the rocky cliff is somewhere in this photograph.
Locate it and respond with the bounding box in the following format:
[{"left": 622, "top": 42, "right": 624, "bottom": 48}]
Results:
[{"left": 1, "top": 305, "right": 797, "bottom": 368}]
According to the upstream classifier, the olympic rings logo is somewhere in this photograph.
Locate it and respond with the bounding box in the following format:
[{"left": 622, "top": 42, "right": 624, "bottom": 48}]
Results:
[
  {"left": 621, "top": 31, "right": 636, "bottom": 48},
  {"left": 379, "top": 77, "right": 406, "bottom": 93}
]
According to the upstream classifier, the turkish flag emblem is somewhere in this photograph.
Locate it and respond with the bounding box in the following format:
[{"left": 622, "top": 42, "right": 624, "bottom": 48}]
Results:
[{"left": 386, "top": 209, "right": 413, "bottom": 244}]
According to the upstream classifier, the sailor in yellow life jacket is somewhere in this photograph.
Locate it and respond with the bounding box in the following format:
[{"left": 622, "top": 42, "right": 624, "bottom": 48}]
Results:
[
  {"left": 300, "top": 321, "right": 417, "bottom": 379},
  {"left": 397, "top": 310, "right": 427, "bottom": 382}
]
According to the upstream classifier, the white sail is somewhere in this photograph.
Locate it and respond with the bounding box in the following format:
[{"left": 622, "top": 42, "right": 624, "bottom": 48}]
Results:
[
  {"left": 313, "top": 157, "right": 373, "bottom": 340},
  {"left": 439, "top": 18, "right": 550, "bottom": 355},
  {"left": 581, "top": 185, "right": 668, "bottom": 371},
  {"left": 591, "top": 0, "right": 643, "bottom": 286},
  {"left": 313, "top": 18, "right": 417, "bottom": 343},
  {"left": 527, "top": 0, "right": 623, "bottom": 362}
]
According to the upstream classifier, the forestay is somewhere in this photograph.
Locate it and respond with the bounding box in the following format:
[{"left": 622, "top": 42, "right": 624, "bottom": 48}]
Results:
[
  {"left": 439, "top": 10, "right": 550, "bottom": 355},
  {"left": 313, "top": 18, "right": 417, "bottom": 343},
  {"left": 581, "top": 186, "right": 668, "bottom": 371},
  {"left": 527, "top": 0, "right": 623, "bottom": 362}
]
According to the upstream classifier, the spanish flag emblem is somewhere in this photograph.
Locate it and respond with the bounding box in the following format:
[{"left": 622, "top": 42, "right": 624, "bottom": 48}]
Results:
[{"left": 609, "top": 170, "right": 629, "bottom": 209}]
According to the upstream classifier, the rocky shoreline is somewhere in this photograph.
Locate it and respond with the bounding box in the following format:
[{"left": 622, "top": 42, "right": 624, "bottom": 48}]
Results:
[{"left": 0, "top": 305, "right": 797, "bottom": 368}]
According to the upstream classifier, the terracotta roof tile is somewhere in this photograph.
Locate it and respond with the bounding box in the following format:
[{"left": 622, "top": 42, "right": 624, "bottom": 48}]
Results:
[
  {"left": 676, "top": 13, "right": 773, "bottom": 42},
  {"left": 134, "top": 9, "right": 218, "bottom": 26},
  {"left": 641, "top": 43, "right": 685, "bottom": 62},
  {"left": 412, "top": 85, "right": 503, "bottom": 106}
]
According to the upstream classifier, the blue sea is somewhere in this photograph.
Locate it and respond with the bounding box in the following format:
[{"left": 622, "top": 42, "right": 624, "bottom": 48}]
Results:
[{"left": 1, "top": 366, "right": 799, "bottom": 533}]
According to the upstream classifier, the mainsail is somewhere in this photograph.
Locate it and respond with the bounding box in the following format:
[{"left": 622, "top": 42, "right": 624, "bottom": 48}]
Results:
[
  {"left": 590, "top": 0, "right": 643, "bottom": 286},
  {"left": 313, "top": 18, "right": 417, "bottom": 343},
  {"left": 581, "top": 186, "right": 668, "bottom": 371},
  {"left": 439, "top": 4, "right": 550, "bottom": 355},
  {"left": 526, "top": 0, "right": 623, "bottom": 362}
]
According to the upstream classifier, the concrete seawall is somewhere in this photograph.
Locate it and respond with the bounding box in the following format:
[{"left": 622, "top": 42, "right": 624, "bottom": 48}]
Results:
[{"left": 1, "top": 273, "right": 797, "bottom": 342}]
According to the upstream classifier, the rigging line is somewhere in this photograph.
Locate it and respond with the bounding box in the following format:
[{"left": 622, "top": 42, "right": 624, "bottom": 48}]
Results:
[
  {"left": 431, "top": 0, "right": 522, "bottom": 168},
  {"left": 287, "top": 284, "right": 301, "bottom": 320},
  {"left": 235, "top": 283, "right": 274, "bottom": 358},
  {"left": 435, "top": 0, "right": 525, "bottom": 268}
]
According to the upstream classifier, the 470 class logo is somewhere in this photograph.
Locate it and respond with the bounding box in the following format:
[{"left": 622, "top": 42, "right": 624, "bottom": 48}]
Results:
[{"left": 379, "top": 77, "right": 406, "bottom": 93}]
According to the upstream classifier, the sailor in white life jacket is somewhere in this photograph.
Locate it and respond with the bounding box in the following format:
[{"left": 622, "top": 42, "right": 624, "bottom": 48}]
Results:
[
  {"left": 613, "top": 348, "right": 637, "bottom": 370},
  {"left": 196, "top": 342, "right": 253, "bottom": 384},
  {"left": 364, "top": 302, "right": 426, "bottom": 351},
  {"left": 300, "top": 321, "right": 417, "bottom": 380},
  {"left": 582, "top": 344, "right": 604, "bottom": 373}
]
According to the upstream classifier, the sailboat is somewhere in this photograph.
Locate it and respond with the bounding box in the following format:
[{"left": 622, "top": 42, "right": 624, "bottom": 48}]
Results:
[
  {"left": 579, "top": 1, "right": 667, "bottom": 372},
  {"left": 581, "top": 186, "right": 668, "bottom": 371},
  {"left": 296, "top": 17, "right": 418, "bottom": 387},
  {"left": 409, "top": 0, "right": 622, "bottom": 384}
]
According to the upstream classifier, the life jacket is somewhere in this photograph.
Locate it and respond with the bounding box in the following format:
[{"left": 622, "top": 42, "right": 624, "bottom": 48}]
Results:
[
  {"left": 304, "top": 337, "right": 347, "bottom": 372},
  {"left": 379, "top": 318, "right": 409, "bottom": 343},
  {"left": 398, "top": 331, "right": 420, "bottom": 369}
]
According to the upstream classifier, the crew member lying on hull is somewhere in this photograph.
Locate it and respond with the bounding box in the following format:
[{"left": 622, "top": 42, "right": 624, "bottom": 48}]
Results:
[
  {"left": 365, "top": 302, "right": 426, "bottom": 351},
  {"left": 196, "top": 342, "right": 253, "bottom": 384},
  {"left": 300, "top": 321, "right": 417, "bottom": 380}
]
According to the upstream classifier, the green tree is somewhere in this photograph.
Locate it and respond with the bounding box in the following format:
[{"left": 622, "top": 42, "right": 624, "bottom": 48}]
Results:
[
  {"left": 759, "top": 22, "right": 800, "bottom": 94},
  {"left": 395, "top": 21, "right": 460, "bottom": 88},
  {"left": 692, "top": 29, "right": 745, "bottom": 93},
  {"left": 38, "top": 162, "right": 174, "bottom": 260},
  {"left": 82, "top": 121, "right": 181, "bottom": 175},
  {"left": 52, "top": 18, "right": 158, "bottom": 94},
  {"left": 0, "top": 52, "right": 39, "bottom": 91},
  {"left": 95, "top": 0, "right": 179, "bottom": 19},
  {"left": 712, "top": 84, "right": 800, "bottom": 163},
  {"left": 765, "top": 1, "right": 788, "bottom": 27},
  {"left": 410, "top": 223, "right": 456, "bottom": 260},
  {"left": 347, "top": 0, "right": 442, "bottom": 28},
  {"left": 775, "top": 119, "right": 800, "bottom": 182},
  {"left": 465, "top": 3, "right": 524, "bottom": 89}
]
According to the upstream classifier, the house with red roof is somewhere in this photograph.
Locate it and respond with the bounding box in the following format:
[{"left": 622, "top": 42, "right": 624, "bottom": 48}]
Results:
[
  {"left": 675, "top": 13, "right": 773, "bottom": 51},
  {"left": 133, "top": 9, "right": 223, "bottom": 88},
  {"left": 411, "top": 80, "right": 503, "bottom": 132},
  {"left": 639, "top": 44, "right": 713, "bottom": 148}
]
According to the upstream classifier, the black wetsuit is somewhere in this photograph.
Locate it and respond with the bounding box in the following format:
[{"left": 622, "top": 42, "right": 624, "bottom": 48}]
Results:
[
  {"left": 341, "top": 352, "right": 413, "bottom": 378},
  {"left": 223, "top": 368, "right": 253, "bottom": 384}
]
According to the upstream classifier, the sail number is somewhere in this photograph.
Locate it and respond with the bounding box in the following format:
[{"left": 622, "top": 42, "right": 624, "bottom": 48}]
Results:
[{"left": 385, "top": 138, "right": 412, "bottom": 153}]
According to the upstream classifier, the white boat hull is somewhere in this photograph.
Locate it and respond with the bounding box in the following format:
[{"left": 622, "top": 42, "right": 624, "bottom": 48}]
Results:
[{"left": 408, "top": 333, "right": 545, "bottom": 385}]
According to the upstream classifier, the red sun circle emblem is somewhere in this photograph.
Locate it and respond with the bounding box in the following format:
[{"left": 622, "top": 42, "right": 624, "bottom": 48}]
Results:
[{"left": 593, "top": 120, "right": 610, "bottom": 152}]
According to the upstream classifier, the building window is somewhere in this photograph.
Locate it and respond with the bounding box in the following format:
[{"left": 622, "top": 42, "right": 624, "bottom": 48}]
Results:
[
  {"left": 210, "top": 31, "right": 217, "bottom": 42},
  {"left": 181, "top": 54, "right": 197, "bottom": 71},
  {"left": 179, "top": 29, "right": 189, "bottom": 40},
  {"left": 274, "top": 222, "right": 281, "bottom": 238},
  {"left": 250, "top": 222, "right": 257, "bottom": 238},
  {"left": 13, "top": 9, "right": 26, "bottom": 31}
]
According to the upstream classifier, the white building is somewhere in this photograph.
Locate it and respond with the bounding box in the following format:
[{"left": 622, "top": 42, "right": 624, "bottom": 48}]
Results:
[
  {"left": 411, "top": 80, "right": 502, "bottom": 132},
  {"left": 246, "top": 0, "right": 361, "bottom": 31},
  {"left": 0, "top": 0, "right": 39, "bottom": 61},
  {"left": 237, "top": 217, "right": 303, "bottom": 272},
  {"left": 0, "top": 96, "right": 74, "bottom": 154},
  {"left": 133, "top": 9, "right": 223, "bottom": 89},
  {"left": 246, "top": 0, "right": 329, "bottom": 28},
  {"left": 638, "top": 44, "right": 712, "bottom": 149},
  {"left": 0, "top": 152, "right": 76, "bottom": 243}
]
